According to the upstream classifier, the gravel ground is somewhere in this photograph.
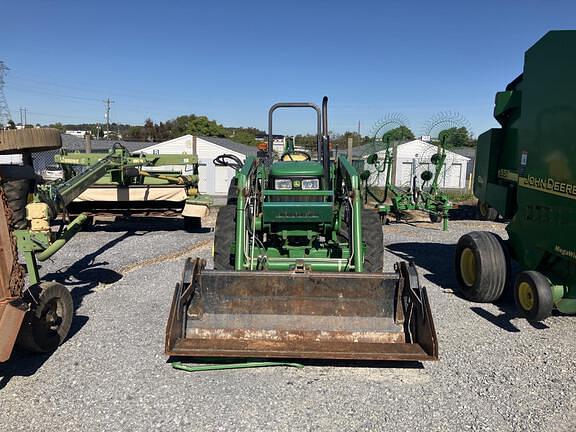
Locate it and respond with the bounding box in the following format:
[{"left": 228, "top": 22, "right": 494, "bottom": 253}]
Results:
[{"left": 1, "top": 209, "right": 575, "bottom": 432}]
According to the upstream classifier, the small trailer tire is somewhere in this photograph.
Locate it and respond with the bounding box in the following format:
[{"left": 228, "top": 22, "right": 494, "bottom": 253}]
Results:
[
  {"left": 514, "top": 271, "right": 553, "bottom": 322},
  {"left": 477, "top": 200, "right": 499, "bottom": 221},
  {"left": 17, "top": 282, "right": 74, "bottom": 353}
]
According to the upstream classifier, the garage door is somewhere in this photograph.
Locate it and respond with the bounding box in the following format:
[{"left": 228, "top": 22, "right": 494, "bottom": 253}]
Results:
[
  {"left": 215, "top": 165, "right": 234, "bottom": 195},
  {"left": 445, "top": 163, "right": 462, "bottom": 188}
]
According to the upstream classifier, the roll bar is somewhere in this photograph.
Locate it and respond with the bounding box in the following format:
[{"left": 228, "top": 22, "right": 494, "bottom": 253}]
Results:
[{"left": 267, "top": 97, "right": 331, "bottom": 183}]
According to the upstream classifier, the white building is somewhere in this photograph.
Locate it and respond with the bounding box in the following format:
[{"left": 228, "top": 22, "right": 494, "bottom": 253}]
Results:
[
  {"left": 360, "top": 139, "right": 470, "bottom": 189},
  {"left": 65, "top": 130, "right": 89, "bottom": 137},
  {"left": 137, "top": 135, "right": 256, "bottom": 195}
]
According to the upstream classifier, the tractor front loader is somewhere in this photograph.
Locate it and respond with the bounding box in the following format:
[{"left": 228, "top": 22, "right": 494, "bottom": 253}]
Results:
[{"left": 166, "top": 98, "right": 438, "bottom": 361}]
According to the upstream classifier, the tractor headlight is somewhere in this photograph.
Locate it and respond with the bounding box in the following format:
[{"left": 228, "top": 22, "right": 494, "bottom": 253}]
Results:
[
  {"left": 274, "top": 179, "right": 293, "bottom": 190},
  {"left": 301, "top": 179, "right": 320, "bottom": 190}
]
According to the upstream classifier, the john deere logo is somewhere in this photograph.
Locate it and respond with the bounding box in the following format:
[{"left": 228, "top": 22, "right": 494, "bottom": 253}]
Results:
[{"left": 519, "top": 174, "right": 576, "bottom": 199}]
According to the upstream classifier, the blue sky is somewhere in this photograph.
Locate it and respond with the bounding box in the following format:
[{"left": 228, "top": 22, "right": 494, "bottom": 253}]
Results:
[{"left": 1, "top": 0, "right": 575, "bottom": 137}]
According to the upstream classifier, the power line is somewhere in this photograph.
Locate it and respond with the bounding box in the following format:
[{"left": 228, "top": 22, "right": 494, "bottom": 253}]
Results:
[
  {"left": 0, "top": 61, "right": 12, "bottom": 126},
  {"left": 103, "top": 98, "right": 114, "bottom": 138}
]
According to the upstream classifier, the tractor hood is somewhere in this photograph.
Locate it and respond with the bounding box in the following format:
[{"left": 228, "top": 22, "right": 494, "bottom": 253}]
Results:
[{"left": 269, "top": 161, "right": 324, "bottom": 177}]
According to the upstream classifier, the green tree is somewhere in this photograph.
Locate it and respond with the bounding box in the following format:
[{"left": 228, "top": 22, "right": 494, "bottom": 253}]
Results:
[
  {"left": 380, "top": 126, "right": 414, "bottom": 143},
  {"left": 331, "top": 131, "right": 364, "bottom": 148},
  {"left": 225, "top": 127, "right": 265, "bottom": 146},
  {"left": 184, "top": 115, "right": 226, "bottom": 137},
  {"left": 49, "top": 122, "right": 65, "bottom": 132},
  {"left": 7, "top": 120, "right": 16, "bottom": 129},
  {"left": 293, "top": 134, "right": 318, "bottom": 149},
  {"left": 438, "top": 127, "right": 473, "bottom": 148}
]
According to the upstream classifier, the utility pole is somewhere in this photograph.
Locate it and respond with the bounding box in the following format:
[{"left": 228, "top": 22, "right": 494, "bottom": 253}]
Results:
[
  {"left": 103, "top": 98, "right": 114, "bottom": 139},
  {"left": 0, "top": 61, "right": 12, "bottom": 128}
]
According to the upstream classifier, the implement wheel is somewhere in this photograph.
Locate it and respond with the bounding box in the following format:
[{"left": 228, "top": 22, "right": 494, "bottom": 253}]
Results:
[
  {"left": 514, "top": 271, "right": 553, "bottom": 322},
  {"left": 17, "top": 282, "right": 74, "bottom": 352},
  {"left": 213, "top": 205, "right": 236, "bottom": 270},
  {"left": 455, "top": 231, "right": 508, "bottom": 302},
  {"left": 183, "top": 216, "right": 202, "bottom": 230},
  {"left": 477, "top": 200, "right": 498, "bottom": 221},
  {"left": 429, "top": 212, "right": 441, "bottom": 223},
  {"left": 362, "top": 209, "right": 384, "bottom": 273}
]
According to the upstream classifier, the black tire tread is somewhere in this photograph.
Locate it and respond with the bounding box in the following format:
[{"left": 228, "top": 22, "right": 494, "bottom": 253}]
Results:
[
  {"left": 455, "top": 231, "right": 507, "bottom": 302},
  {"left": 362, "top": 209, "right": 384, "bottom": 273},
  {"left": 514, "top": 271, "right": 553, "bottom": 322},
  {"left": 17, "top": 282, "right": 74, "bottom": 353},
  {"left": 1, "top": 178, "right": 30, "bottom": 229},
  {"left": 213, "top": 205, "right": 236, "bottom": 270},
  {"left": 226, "top": 178, "right": 238, "bottom": 205},
  {"left": 477, "top": 200, "right": 499, "bottom": 221}
]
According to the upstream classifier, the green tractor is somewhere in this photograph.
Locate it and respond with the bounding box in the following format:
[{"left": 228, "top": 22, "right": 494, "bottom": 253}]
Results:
[
  {"left": 214, "top": 101, "right": 383, "bottom": 273},
  {"left": 166, "top": 97, "right": 438, "bottom": 361}
]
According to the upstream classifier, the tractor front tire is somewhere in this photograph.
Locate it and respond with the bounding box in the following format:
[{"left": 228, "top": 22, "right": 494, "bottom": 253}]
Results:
[
  {"left": 362, "top": 209, "right": 384, "bottom": 273},
  {"left": 17, "top": 282, "right": 74, "bottom": 353},
  {"left": 455, "top": 231, "right": 508, "bottom": 302},
  {"left": 213, "top": 205, "right": 236, "bottom": 270},
  {"left": 514, "top": 271, "right": 553, "bottom": 322}
]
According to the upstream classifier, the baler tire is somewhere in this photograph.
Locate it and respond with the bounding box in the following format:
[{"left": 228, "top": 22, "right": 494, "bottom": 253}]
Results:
[
  {"left": 16, "top": 282, "right": 74, "bottom": 353},
  {"left": 514, "top": 271, "right": 553, "bottom": 322},
  {"left": 362, "top": 209, "right": 384, "bottom": 273},
  {"left": 455, "top": 231, "right": 507, "bottom": 302},
  {"left": 226, "top": 178, "right": 238, "bottom": 206},
  {"left": 213, "top": 205, "right": 236, "bottom": 270},
  {"left": 477, "top": 200, "right": 499, "bottom": 221}
]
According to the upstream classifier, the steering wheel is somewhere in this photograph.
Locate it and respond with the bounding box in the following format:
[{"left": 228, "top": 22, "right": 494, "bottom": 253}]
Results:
[{"left": 280, "top": 151, "right": 311, "bottom": 161}]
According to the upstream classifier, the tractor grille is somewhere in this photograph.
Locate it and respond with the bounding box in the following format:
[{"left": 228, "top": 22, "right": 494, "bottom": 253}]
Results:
[{"left": 267, "top": 195, "right": 325, "bottom": 202}]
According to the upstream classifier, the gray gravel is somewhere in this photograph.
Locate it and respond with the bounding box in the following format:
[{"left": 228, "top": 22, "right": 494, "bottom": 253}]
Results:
[{"left": 1, "top": 210, "right": 575, "bottom": 432}]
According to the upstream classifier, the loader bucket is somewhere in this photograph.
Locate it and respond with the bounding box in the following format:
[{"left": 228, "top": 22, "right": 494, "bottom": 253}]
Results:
[{"left": 166, "top": 259, "right": 438, "bottom": 362}]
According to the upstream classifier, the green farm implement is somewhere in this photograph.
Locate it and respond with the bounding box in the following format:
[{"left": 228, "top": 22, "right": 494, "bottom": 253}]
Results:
[
  {"left": 362, "top": 138, "right": 452, "bottom": 230},
  {"left": 455, "top": 31, "right": 576, "bottom": 321},
  {"left": 0, "top": 132, "right": 206, "bottom": 361},
  {"left": 54, "top": 146, "right": 211, "bottom": 227},
  {"left": 166, "top": 98, "right": 438, "bottom": 361}
]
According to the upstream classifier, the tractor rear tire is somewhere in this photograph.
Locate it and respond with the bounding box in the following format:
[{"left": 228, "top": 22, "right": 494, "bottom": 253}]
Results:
[
  {"left": 455, "top": 231, "right": 508, "bottom": 302},
  {"left": 0, "top": 178, "right": 30, "bottom": 230},
  {"left": 226, "top": 178, "right": 238, "bottom": 205},
  {"left": 213, "top": 205, "right": 236, "bottom": 270},
  {"left": 477, "top": 200, "right": 499, "bottom": 221},
  {"left": 514, "top": 271, "right": 553, "bottom": 322},
  {"left": 17, "top": 282, "right": 74, "bottom": 353},
  {"left": 362, "top": 209, "right": 384, "bottom": 273}
]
